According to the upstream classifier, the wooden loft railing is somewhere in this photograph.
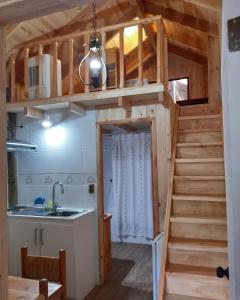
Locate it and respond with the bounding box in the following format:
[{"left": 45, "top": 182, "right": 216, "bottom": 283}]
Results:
[{"left": 6, "top": 15, "right": 169, "bottom": 113}]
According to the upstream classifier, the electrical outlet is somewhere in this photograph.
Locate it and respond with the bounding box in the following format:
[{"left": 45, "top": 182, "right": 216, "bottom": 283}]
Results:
[{"left": 88, "top": 184, "right": 95, "bottom": 194}]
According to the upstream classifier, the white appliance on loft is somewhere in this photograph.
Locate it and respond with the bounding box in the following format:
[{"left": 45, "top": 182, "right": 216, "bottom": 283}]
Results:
[{"left": 28, "top": 54, "right": 62, "bottom": 99}]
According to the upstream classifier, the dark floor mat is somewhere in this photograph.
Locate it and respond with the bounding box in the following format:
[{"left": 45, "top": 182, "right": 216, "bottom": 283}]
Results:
[{"left": 84, "top": 258, "right": 153, "bottom": 300}]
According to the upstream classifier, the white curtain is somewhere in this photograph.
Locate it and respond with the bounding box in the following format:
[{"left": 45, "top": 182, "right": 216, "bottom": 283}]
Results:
[{"left": 110, "top": 132, "right": 153, "bottom": 240}]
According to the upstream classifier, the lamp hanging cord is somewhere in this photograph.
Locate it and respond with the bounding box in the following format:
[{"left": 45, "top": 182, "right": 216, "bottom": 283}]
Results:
[
  {"left": 92, "top": 0, "right": 97, "bottom": 40},
  {"left": 78, "top": 0, "right": 107, "bottom": 87}
]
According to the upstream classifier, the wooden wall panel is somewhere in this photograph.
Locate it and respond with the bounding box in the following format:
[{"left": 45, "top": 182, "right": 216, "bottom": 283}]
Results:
[
  {"left": 168, "top": 53, "right": 207, "bottom": 99},
  {"left": 208, "top": 36, "right": 221, "bottom": 106},
  {"left": 96, "top": 104, "right": 171, "bottom": 231},
  {"left": 143, "top": 53, "right": 207, "bottom": 100}
]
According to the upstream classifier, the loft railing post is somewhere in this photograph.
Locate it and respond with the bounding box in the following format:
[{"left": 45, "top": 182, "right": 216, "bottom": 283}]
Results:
[
  {"left": 138, "top": 23, "right": 143, "bottom": 86},
  {"left": 119, "top": 27, "right": 125, "bottom": 88},
  {"left": 68, "top": 38, "right": 74, "bottom": 95},
  {"left": 51, "top": 41, "right": 58, "bottom": 97},
  {"left": 156, "top": 18, "right": 164, "bottom": 84},
  {"left": 38, "top": 44, "right": 43, "bottom": 99},
  {"left": 24, "top": 47, "right": 29, "bottom": 100},
  {"left": 101, "top": 31, "right": 107, "bottom": 91},
  {"left": 10, "top": 53, "right": 16, "bottom": 102},
  {"left": 164, "top": 31, "right": 169, "bottom": 94},
  {"left": 84, "top": 35, "right": 90, "bottom": 93}
]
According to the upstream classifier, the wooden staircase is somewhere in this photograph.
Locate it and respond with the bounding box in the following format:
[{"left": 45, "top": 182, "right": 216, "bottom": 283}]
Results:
[{"left": 160, "top": 107, "right": 229, "bottom": 300}]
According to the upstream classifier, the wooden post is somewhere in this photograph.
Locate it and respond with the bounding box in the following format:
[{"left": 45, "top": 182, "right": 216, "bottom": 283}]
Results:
[
  {"left": 208, "top": 35, "right": 221, "bottom": 107},
  {"left": 138, "top": 23, "right": 143, "bottom": 86},
  {"left": 10, "top": 53, "right": 16, "bottom": 102},
  {"left": 38, "top": 44, "right": 43, "bottom": 99},
  {"left": 101, "top": 31, "right": 107, "bottom": 91},
  {"left": 68, "top": 38, "right": 74, "bottom": 95},
  {"left": 0, "top": 25, "right": 8, "bottom": 300},
  {"left": 24, "top": 47, "right": 29, "bottom": 100},
  {"left": 97, "top": 125, "right": 105, "bottom": 285},
  {"left": 163, "top": 33, "right": 169, "bottom": 92},
  {"left": 119, "top": 28, "right": 125, "bottom": 88},
  {"left": 84, "top": 35, "right": 90, "bottom": 93},
  {"left": 156, "top": 19, "right": 164, "bottom": 84},
  {"left": 151, "top": 118, "right": 160, "bottom": 237},
  {"left": 51, "top": 41, "right": 58, "bottom": 97}
]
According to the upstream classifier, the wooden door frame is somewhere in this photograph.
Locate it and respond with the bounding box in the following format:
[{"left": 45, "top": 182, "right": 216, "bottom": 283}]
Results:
[{"left": 97, "top": 117, "right": 159, "bottom": 284}]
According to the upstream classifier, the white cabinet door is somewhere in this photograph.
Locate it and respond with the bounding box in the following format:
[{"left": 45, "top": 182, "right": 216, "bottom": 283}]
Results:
[
  {"left": 8, "top": 218, "right": 40, "bottom": 276},
  {"left": 40, "top": 221, "right": 76, "bottom": 299}
]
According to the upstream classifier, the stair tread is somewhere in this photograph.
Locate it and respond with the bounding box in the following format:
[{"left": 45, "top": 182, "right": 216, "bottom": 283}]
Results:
[
  {"left": 165, "top": 294, "right": 213, "bottom": 300},
  {"left": 179, "top": 114, "right": 221, "bottom": 120},
  {"left": 172, "top": 194, "right": 226, "bottom": 202},
  {"left": 170, "top": 214, "right": 227, "bottom": 224},
  {"left": 166, "top": 263, "right": 218, "bottom": 278},
  {"left": 168, "top": 237, "right": 228, "bottom": 252},
  {"left": 177, "top": 142, "right": 223, "bottom": 147},
  {"left": 174, "top": 175, "right": 225, "bottom": 181},
  {"left": 175, "top": 158, "right": 224, "bottom": 163}
]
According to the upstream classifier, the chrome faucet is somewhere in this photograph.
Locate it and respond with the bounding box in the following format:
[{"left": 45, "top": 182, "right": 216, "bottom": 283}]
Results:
[{"left": 52, "top": 181, "right": 64, "bottom": 212}]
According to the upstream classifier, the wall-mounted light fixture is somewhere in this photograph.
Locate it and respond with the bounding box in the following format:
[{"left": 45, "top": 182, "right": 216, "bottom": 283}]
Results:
[{"left": 42, "top": 116, "right": 52, "bottom": 128}]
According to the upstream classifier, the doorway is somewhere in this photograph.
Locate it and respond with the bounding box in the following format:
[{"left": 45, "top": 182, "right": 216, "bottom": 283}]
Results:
[{"left": 95, "top": 118, "right": 159, "bottom": 298}]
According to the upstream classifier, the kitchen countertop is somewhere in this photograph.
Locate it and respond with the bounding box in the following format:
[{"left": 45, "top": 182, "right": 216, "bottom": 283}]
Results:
[{"left": 8, "top": 207, "right": 93, "bottom": 220}]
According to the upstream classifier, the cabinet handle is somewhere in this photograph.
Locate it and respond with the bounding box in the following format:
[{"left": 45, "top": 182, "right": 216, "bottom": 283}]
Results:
[
  {"left": 40, "top": 228, "right": 44, "bottom": 246},
  {"left": 34, "top": 228, "right": 38, "bottom": 246}
]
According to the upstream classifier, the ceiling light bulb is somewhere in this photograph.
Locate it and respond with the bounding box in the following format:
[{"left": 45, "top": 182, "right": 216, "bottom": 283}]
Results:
[
  {"left": 90, "top": 59, "right": 101, "bottom": 70},
  {"left": 42, "top": 119, "right": 52, "bottom": 128}
]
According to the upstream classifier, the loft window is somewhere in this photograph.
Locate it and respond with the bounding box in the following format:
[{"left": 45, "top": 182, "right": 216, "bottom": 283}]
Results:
[{"left": 169, "top": 78, "right": 189, "bottom": 103}]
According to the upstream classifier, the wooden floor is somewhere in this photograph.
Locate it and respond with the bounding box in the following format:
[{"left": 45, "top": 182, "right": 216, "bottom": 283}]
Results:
[{"left": 84, "top": 242, "right": 153, "bottom": 300}]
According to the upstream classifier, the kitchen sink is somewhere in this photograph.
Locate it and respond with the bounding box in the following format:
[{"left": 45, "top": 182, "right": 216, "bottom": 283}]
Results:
[
  {"left": 8, "top": 207, "right": 86, "bottom": 218},
  {"left": 47, "top": 210, "right": 81, "bottom": 217}
]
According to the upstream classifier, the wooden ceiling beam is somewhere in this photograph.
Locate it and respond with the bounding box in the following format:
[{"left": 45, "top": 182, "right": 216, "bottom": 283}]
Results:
[
  {"left": 144, "top": 1, "right": 219, "bottom": 36},
  {"left": 0, "top": 0, "right": 90, "bottom": 24},
  {"left": 168, "top": 43, "right": 208, "bottom": 65},
  {"left": 183, "top": 0, "right": 221, "bottom": 12},
  {"left": 126, "top": 50, "right": 155, "bottom": 78},
  {"left": 168, "top": 38, "right": 207, "bottom": 57},
  {"left": 128, "top": 0, "right": 156, "bottom": 53}
]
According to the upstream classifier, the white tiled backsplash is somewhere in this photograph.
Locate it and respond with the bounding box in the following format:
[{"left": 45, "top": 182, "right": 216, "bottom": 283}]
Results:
[{"left": 15, "top": 109, "right": 97, "bottom": 210}]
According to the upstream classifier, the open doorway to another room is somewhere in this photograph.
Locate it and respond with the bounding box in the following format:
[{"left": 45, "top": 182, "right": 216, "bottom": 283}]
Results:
[{"left": 87, "top": 119, "right": 159, "bottom": 300}]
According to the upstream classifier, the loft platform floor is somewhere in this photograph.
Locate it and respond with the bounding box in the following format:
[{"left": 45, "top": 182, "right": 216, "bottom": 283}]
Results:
[{"left": 84, "top": 242, "right": 153, "bottom": 300}]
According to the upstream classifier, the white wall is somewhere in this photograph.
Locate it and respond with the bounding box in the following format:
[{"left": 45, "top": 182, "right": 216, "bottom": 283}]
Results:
[
  {"left": 15, "top": 109, "right": 97, "bottom": 210},
  {"left": 222, "top": 2, "right": 240, "bottom": 299}
]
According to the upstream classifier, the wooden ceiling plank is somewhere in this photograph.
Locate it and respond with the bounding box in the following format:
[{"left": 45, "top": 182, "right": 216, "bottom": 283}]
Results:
[{"left": 144, "top": 1, "right": 219, "bottom": 36}]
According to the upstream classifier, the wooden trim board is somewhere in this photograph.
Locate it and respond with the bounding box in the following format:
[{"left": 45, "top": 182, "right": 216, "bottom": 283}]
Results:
[
  {"left": 158, "top": 106, "right": 180, "bottom": 299},
  {"left": 6, "top": 83, "right": 164, "bottom": 113},
  {"left": 97, "top": 117, "right": 160, "bottom": 284}
]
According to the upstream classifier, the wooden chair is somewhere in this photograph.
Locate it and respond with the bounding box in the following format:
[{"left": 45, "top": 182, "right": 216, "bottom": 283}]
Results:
[
  {"left": 21, "top": 246, "right": 67, "bottom": 300},
  {"left": 39, "top": 278, "right": 49, "bottom": 299}
]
